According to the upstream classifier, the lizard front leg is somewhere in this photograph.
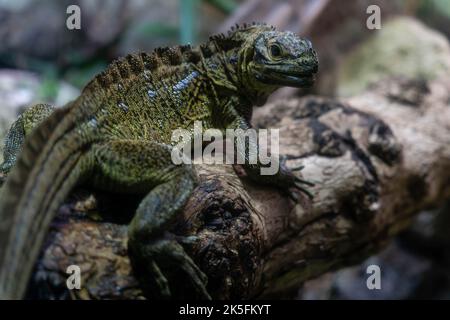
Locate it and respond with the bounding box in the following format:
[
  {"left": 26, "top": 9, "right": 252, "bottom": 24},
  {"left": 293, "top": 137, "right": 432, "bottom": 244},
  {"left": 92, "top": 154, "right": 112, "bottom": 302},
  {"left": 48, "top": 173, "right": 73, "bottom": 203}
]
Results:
[
  {"left": 230, "top": 116, "right": 314, "bottom": 200},
  {"left": 0, "top": 104, "right": 54, "bottom": 185},
  {"left": 91, "top": 140, "right": 210, "bottom": 299}
]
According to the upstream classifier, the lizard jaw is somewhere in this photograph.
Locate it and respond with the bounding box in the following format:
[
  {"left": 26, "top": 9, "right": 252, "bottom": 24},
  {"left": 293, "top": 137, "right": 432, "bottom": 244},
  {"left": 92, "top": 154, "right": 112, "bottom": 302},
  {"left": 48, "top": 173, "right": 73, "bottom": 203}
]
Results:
[{"left": 254, "top": 69, "right": 316, "bottom": 88}]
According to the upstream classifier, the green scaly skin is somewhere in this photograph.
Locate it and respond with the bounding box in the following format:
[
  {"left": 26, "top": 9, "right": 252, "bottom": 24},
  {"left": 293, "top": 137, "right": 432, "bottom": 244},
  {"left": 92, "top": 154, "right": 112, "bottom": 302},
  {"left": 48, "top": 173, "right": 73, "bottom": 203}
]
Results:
[{"left": 0, "top": 23, "right": 318, "bottom": 299}]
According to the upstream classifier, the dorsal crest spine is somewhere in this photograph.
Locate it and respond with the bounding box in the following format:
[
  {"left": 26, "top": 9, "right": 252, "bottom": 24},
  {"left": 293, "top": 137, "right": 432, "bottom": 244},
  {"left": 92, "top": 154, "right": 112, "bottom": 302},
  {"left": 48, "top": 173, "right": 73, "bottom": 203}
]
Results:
[{"left": 84, "top": 23, "right": 275, "bottom": 92}]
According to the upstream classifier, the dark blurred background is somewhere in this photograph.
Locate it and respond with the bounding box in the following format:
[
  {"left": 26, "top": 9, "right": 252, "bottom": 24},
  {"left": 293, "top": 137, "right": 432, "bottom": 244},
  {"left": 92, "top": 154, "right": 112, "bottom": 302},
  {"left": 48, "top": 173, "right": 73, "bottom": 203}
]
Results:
[{"left": 0, "top": 0, "right": 450, "bottom": 299}]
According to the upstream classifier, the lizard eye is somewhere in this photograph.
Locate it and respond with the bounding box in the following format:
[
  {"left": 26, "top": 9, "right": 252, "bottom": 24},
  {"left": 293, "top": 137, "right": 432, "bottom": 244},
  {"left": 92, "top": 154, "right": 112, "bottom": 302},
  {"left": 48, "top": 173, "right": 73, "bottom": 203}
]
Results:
[{"left": 269, "top": 44, "right": 283, "bottom": 59}]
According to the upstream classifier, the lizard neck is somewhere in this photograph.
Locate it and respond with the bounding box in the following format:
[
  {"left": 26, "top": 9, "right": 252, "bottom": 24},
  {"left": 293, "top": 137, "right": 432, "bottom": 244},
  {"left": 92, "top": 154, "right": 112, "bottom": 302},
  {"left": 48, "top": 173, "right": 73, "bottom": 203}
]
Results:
[{"left": 202, "top": 47, "right": 259, "bottom": 126}]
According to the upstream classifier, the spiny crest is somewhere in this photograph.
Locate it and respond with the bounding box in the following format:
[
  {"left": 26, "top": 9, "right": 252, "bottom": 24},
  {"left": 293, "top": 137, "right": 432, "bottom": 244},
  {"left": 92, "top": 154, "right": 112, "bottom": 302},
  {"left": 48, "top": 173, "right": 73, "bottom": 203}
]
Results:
[
  {"left": 83, "top": 22, "right": 274, "bottom": 91},
  {"left": 84, "top": 44, "right": 203, "bottom": 92},
  {"left": 227, "top": 21, "right": 276, "bottom": 36},
  {"left": 202, "top": 22, "right": 275, "bottom": 57}
]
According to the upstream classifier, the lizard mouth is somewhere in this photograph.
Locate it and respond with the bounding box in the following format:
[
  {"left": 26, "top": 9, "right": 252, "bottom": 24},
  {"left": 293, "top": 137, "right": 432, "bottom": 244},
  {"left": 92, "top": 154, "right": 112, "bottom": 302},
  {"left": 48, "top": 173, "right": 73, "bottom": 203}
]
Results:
[{"left": 255, "top": 66, "right": 317, "bottom": 88}]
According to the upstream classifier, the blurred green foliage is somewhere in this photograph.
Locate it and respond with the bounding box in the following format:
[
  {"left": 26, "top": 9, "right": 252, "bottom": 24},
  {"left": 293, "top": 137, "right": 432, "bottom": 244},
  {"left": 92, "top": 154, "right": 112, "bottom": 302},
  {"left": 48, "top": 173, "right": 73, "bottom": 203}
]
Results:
[
  {"left": 135, "top": 22, "right": 179, "bottom": 39},
  {"left": 64, "top": 61, "right": 108, "bottom": 89},
  {"left": 430, "top": 0, "right": 450, "bottom": 17},
  {"left": 38, "top": 71, "right": 59, "bottom": 101},
  {"left": 179, "top": 0, "right": 237, "bottom": 44},
  {"left": 205, "top": 0, "right": 238, "bottom": 14},
  {"left": 418, "top": 0, "right": 450, "bottom": 18},
  {"left": 180, "top": 0, "right": 199, "bottom": 44}
]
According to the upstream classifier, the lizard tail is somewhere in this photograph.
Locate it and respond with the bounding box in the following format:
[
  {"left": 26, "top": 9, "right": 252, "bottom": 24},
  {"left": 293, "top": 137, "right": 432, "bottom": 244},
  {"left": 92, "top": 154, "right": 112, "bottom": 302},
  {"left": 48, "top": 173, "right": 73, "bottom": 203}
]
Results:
[{"left": 0, "top": 106, "right": 89, "bottom": 299}]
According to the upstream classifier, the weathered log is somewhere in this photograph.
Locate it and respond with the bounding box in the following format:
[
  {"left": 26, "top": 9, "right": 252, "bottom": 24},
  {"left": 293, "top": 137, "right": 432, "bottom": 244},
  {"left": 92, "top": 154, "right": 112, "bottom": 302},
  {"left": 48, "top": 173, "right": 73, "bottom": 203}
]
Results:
[{"left": 28, "top": 77, "right": 450, "bottom": 299}]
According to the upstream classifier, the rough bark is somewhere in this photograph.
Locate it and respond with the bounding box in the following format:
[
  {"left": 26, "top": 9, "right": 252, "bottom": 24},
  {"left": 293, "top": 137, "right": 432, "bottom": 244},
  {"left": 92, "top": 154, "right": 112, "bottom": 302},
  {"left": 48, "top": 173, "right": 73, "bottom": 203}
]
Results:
[{"left": 28, "top": 77, "right": 450, "bottom": 299}]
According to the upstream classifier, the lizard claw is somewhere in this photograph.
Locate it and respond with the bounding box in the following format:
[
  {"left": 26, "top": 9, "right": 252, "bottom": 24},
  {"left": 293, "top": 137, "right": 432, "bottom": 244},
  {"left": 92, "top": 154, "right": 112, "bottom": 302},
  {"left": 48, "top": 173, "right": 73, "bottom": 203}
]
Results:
[
  {"left": 176, "top": 235, "right": 199, "bottom": 245},
  {"left": 291, "top": 164, "right": 305, "bottom": 171},
  {"left": 133, "top": 238, "right": 211, "bottom": 300},
  {"left": 285, "top": 161, "right": 315, "bottom": 200},
  {"left": 149, "top": 260, "right": 171, "bottom": 298},
  {"left": 295, "top": 176, "right": 315, "bottom": 187},
  {"left": 293, "top": 182, "right": 314, "bottom": 200}
]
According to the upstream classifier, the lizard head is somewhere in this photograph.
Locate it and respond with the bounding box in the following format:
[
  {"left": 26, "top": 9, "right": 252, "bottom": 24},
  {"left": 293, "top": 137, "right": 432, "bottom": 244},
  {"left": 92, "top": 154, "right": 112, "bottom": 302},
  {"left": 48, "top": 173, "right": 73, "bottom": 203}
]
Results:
[
  {"left": 230, "top": 25, "right": 318, "bottom": 103},
  {"left": 208, "top": 24, "right": 318, "bottom": 105},
  {"left": 249, "top": 30, "right": 318, "bottom": 88}
]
